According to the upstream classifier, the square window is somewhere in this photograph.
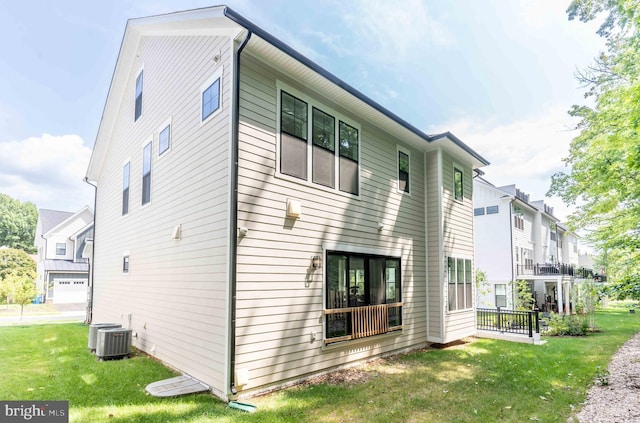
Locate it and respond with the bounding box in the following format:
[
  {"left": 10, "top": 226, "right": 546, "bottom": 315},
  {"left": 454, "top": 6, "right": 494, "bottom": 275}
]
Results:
[
  {"left": 56, "top": 243, "right": 66, "bottom": 256},
  {"left": 159, "top": 124, "right": 171, "bottom": 156},
  {"left": 202, "top": 78, "right": 220, "bottom": 121}
]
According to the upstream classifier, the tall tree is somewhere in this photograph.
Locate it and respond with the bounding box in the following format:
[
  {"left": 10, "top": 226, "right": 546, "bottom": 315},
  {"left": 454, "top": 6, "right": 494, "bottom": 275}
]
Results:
[
  {"left": 0, "top": 194, "right": 38, "bottom": 253},
  {"left": 549, "top": 1, "right": 640, "bottom": 291},
  {"left": 0, "top": 248, "right": 37, "bottom": 307}
]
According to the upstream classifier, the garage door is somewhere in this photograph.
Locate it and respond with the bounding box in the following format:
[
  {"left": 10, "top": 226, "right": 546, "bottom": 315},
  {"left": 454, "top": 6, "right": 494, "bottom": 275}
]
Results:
[{"left": 53, "top": 279, "right": 87, "bottom": 304}]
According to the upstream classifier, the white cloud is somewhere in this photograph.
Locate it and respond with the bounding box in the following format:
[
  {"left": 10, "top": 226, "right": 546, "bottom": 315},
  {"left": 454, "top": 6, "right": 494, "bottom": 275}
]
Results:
[
  {"left": 430, "top": 105, "right": 580, "bottom": 221},
  {"left": 336, "top": 0, "right": 454, "bottom": 62},
  {"left": 0, "top": 134, "right": 93, "bottom": 212}
]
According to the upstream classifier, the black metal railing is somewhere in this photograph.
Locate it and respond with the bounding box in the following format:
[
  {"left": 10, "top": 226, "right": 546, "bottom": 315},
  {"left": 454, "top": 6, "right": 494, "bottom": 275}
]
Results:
[
  {"left": 477, "top": 308, "right": 539, "bottom": 338},
  {"left": 517, "top": 263, "right": 600, "bottom": 280}
]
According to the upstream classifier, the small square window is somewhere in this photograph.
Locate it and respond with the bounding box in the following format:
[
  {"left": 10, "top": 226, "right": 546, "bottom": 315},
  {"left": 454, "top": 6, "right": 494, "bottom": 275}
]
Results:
[
  {"left": 159, "top": 124, "right": 171, "bottom": 156},
  {"left": 202, "top": 78, "right": 220, "bottom": 121},
  {"left": 56, "top": 243, "right": 66, "bottom": 256},
  {"left": 123, "top": 256, "right": 130, "bottom": 273}
]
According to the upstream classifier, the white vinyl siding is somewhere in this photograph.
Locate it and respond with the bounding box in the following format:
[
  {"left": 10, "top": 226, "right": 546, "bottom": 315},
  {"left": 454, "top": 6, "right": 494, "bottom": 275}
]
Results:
[
  {"left": 234, "top": 52, "right": 427, "bottom": 394},
  {"left": 91, "top": 34, "right": 232, "bottom": 398}
]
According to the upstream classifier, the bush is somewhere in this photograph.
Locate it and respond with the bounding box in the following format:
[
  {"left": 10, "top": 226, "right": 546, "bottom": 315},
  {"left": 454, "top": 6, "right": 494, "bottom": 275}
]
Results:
[{"left": 546, "top": 313, "right": 589, "bottom": 336}]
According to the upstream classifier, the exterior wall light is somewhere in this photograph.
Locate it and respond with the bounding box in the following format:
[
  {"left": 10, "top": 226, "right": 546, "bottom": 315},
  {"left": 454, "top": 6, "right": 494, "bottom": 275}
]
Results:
[{"left": 311, "top": 255, "right": 321, "bottom": 270}]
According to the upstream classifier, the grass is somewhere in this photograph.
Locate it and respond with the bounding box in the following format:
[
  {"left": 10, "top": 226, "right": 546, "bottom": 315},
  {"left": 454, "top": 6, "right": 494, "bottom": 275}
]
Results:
[
  {"left": 0, "top": 303, "right": 59, "bottom": 316},
  {"left": 0, "top": 304, "right": 638, "bottom": 422}
]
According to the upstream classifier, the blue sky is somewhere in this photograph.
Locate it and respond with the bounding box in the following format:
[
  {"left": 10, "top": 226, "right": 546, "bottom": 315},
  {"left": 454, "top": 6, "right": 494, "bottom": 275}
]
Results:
[{"left": 0, "top": 0, "right": 603, "bottom": 220}]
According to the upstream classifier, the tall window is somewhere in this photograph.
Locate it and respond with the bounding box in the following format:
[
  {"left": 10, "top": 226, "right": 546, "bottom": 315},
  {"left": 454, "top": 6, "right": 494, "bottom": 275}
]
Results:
[
  {"left": 123, "top": 256, "right": 130, "bottom": 273},
  {"left": 56, "top": 243, "right": 66, "bottom": 256},
  {"left": 280, "top": 91, "right": 308, "bottom": 180},
  {"left": 312, "top": 107, "right": 335, "bottom": 188},
  {"left": 159, "top": 123, "right": 171, "bottom": 156},
  {"left": 495, "top": 284, "right": 507, "bottom": 308},
  {"left": 278, "top": 87, "right": 361, "bottom": 196},
  {"left": 122, "top": 162, "right": 130, "bottom": 215},
  {"left": 339, "top": 121, "right": 359, "bottom": 195},
  {"left": 447, "top": 257, "right": 473, "bottom": 311},
  {"left": 142, "top": 142, "right": 152, "bottom": 205},
  {"left": 134, "top": 70, "right": 143, "bottom": 121},
  {"left": 453, "top": 167, "right": 463, "bottom": 201},
  {"left": 398, "top": 149, "right": 410, "bottom": 193},
  {"left": 202, "top": 76, "right": 221, "bottom": 121},
  {"left": 325, "top": 251, "right": 402, "bottom": 343}
]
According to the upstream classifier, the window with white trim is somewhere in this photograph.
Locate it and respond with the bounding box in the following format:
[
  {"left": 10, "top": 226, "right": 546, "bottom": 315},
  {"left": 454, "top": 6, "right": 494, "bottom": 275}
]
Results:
[
  {"left": 123, "top": 256, "right": 130, "bottom": 273},
  {"left": 56, "top": 243, "right": 66, "bottom": 256},
  {"left": 122, "top": 162, "right": 130, "bottom": 216},
  {"left": 495, "top": 284, "right": 507, "bottom": 308},
  {"left": 134, "top": 70, "right": 143, "bottom": 122},
  {"left": 159, "top": 122, "right": 171, "bottom": 156},
  {"left": 454, "top": 167, "right": 463, "bottom": 201},
  {"left": 447, "top": 257, "right": 473, "bottom": 311},
  {"left": 278, "top": 85, "right": 360, "bottom": 196},
  {"left": 474, "top": 207, "right": 485, "bottom": 216},
  {"left": 398, "top": 148, "right": 410, "bottom": 193},
  {"left": 201, "top": 68, "right": 223, "bottom": 122},
  {"left": 142, "top": 142, "right": 152, "bottom": 205}
]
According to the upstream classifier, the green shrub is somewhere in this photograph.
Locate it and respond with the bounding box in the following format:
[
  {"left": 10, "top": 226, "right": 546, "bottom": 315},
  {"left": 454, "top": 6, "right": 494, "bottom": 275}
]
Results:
[{"left": 546, "top": 313, "right": 589, "bottom": 336}]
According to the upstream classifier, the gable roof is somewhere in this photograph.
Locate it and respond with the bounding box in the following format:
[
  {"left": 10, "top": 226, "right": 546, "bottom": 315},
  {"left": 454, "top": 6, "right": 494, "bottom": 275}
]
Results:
[
  {"left": 87, "top": 5, "right": 489, "bottom": 181},
  {"left": 40, "top": 206, "right": 94, "bottom": 237},
  {"left": 39, "top": 209, "right": 74, "bottom": 235}
]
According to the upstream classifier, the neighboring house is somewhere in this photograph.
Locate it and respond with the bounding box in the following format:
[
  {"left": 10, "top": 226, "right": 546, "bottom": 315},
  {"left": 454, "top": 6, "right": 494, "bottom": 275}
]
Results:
[
  {"left": 85, "top": 6, "right": 489, "bottom": 400},
  {"left": 34, "top": 207, "right": 94, "bottom": 304},
  {"left": 473, "top": 177, "right": 592, "bottom": 312}
]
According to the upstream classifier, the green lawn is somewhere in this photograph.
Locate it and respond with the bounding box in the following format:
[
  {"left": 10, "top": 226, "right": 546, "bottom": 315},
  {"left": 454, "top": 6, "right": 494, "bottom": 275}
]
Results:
[{"left": 0, "top": 304, "right": 638, "bottom": 422}]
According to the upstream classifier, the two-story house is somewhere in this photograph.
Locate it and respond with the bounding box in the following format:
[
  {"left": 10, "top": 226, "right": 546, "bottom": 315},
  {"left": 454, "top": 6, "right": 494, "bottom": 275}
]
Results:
[
  {"left": 34, "top": 207, "right": 93, "bottom": 304},
  {"left": 85, "top": 6, "right": 489, "bottom": 400},
  {"left": 473, "top": 177, "right": 588, "bottom": 313}
]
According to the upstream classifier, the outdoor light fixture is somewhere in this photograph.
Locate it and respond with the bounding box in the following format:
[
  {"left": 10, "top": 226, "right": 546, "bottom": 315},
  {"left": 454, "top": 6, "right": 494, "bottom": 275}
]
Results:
[
  {"left": 311, "top": 255, "right": 321, "bottom": 270},
  {"left": 377, "top": 222, "right": 384, "bottom": 232}
]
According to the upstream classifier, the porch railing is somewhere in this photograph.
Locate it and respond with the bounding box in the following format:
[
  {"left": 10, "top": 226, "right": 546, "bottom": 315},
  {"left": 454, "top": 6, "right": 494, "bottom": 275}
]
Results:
[
  {"left": 324, "top": 302, "right": 403, "bottom": 344},
  {"left": 477, "top": 308, "right": 539, "bottom": 338},
  {"left": 517, "top": 263, "right": 598, "bottom": 279}
]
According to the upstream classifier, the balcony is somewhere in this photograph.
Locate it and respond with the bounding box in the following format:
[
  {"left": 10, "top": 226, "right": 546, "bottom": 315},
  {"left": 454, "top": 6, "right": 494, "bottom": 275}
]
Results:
[{"left": 517, "top": 263, "right": 604, "bottom": 281}]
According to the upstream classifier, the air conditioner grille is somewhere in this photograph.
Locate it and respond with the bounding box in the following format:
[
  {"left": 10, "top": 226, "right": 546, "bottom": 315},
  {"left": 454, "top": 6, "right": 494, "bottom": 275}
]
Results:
[
  {"left": 88, "top": 323, "right": 121, "bottom": 352},
  {"left": 96, "top": 328, "right": 131, "bottom": 359}
]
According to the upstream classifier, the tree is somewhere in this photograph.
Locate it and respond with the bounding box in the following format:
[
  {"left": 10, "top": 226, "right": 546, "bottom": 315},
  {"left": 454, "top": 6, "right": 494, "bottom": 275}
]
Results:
[
  {"left": 0, "top": 248, "right": 37, "bottom": 307},
  {"left": 0, "top": 194, "right": 38, "bottom": 253},
  {"left": 549, "top": 1, "right": 640, "bottom": 295},
  {"left": 5, "top": 271, "right": 37, "bottom": 322},
  {"left": 512, "top": 280, "right": 534, "bottom": 311}
]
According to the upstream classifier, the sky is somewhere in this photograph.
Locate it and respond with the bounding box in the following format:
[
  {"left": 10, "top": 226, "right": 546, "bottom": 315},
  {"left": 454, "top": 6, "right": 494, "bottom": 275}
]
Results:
[{"left": 0, "top": 0, "right": 605, "bottom": 220}]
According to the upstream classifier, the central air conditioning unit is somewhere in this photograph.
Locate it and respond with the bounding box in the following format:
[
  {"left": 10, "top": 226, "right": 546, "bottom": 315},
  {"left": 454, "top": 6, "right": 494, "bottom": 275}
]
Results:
[
  {"left": 88, "top": 323, "right": 122, "bottom": 352},
  {"left": 96, "top": 328, "right": 132, "bottom": 360}
]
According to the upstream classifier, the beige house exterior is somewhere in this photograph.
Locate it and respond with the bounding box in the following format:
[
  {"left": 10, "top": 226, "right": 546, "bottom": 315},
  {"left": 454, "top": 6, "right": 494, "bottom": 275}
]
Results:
[{"left": 85, "top": 6, "right": 489, "bottom": 400}]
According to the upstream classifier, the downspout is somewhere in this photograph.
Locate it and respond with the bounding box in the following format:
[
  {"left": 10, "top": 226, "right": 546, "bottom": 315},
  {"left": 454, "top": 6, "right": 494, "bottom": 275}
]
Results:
[
  {"left": 83, "top": 177, "right": 97, "bottom": 324},
  {"left": 508, "top": 197, "right": 515, "bottom": 308},
  {"left": 229, "top": 29, "right": 252, "bottom": 397}
]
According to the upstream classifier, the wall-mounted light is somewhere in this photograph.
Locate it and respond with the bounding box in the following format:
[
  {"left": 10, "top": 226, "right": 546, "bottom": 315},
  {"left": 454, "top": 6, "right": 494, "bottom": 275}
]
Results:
[
  {"left": 311, "top": 255, "right": 321, "bottom": 270},
  {"left": 377, "top": 222, "right": 384, "bottom": 232},
  {"left": 238, "top": 227, "right": 248, "bottom": 237}
]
